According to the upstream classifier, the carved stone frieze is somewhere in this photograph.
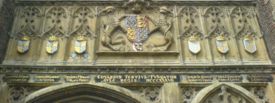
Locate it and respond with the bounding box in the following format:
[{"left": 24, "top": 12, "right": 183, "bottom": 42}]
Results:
[
  {"left": 0, "top": 0, "right": 274, "bottom": 103},
  {"left": 1, "top": 4, "right": 270, "bottom": 65}
]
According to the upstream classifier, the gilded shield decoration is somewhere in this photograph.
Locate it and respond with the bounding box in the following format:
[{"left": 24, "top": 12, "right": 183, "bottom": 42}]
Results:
[
  {"left": 125, "top": 15, "right": 149, "bottom": 43},
  {"left": 17, "top": 36, "right": 30, "bottom": 54},
  {"left": 188, "top": 35, "right": 201, "bottom": 54},
  {"left": 46, "top": 35, "right": 59, "bottom": 54},
  {"left": 74, "top": 36, "right": 87, "bottom": 54},
  {"left": 216, "top": 35, "right": 229, "bottom": 54},
  {"left": 243, "top": 35, "right": 257, "bottom": 53}
]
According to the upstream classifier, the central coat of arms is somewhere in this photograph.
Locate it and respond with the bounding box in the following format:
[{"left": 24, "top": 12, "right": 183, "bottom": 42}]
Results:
[
  {"left": 216, "top": 35, "right": 229, "bottom": 54},
  {"left": 125, "top": 15, "right": 149, "bottom": 51},
  {"left": 46, "top": 35, "right": 59, "bottom": 54},
  {"left": 17, "top": 35, "right": 30, "bottom": 54},
  {"left": 74, "top": 35, "right": 87, "bottom": 54}
]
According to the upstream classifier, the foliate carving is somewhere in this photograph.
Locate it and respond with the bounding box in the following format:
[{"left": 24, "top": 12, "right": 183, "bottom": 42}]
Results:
[
  {"left": 141, "top": 87, "right": 161, "bottom": 103},
  {"left": 8, "top": 86, "right": 42, "bottom": 103},
  {"left": 125, "top": 86, "right": 161, "bottom": 103},
  {"left": 248, "top": 87, "right": 269, "bottom": 103},
  {"left": 204, "top": 86, "right": 250, "bottom": 103},
  {"left": 8, "top": 87, "right": 29, "bottom": 103},
  {"left": 181, "top": 87, "right": 201, "bottom": 103},
  {"left": 99, "top": 5, "right": 175, "bottom": 52},
  {"left": 122, "top": 0, "right": 151, "bottom": 13}
]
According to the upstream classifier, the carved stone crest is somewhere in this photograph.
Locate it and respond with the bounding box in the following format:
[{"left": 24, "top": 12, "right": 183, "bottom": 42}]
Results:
[
  {"left": 17, "top": 35, "right": 30, "bottom": 54},
  {"left": 46, "top": 35, "right": 59, "bottom": 54},
  {"left": 243, "top": 35, "right": 257, "bottom": 54},
  {"left": 216, "top": 35, "right": 229, "bottom": 54},
  {"left": 188, "top": 35, "right": 201, "bottom": 54},
  {"left": 74, "top": 35, "right": 87, "bottom": 54}
]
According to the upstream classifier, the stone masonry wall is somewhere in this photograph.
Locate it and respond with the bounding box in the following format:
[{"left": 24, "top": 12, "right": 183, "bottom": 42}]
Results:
[{"left": 0, "top": 0, "right": 15, "bottom": 63}]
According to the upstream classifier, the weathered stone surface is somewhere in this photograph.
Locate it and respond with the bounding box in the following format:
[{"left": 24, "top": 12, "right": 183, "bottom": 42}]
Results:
[{"left": 0, "top": 0, "right": 274, "bottom": 103}]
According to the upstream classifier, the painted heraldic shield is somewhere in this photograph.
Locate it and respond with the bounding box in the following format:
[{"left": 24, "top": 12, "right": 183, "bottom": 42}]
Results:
[
  {"left": 216, "top": 35, "right": 229, "bottom": 54},
  {"left": 17, "top": 36, "right": 30, "bottom": 53},
  {"left": 125, "top": 15, "right": 149, "bottom": 43},
  {"left": 74, "top": 36, "right": 87, "bottom": 54},
  {"left": 243, "top": 36, "right": 257, "bottom": 53},
  {"left": 188, "top": 36, "right": 201, "bottom": 54},
  {"left": 46, "top": 36, "right": 59, "bottom": 54}
]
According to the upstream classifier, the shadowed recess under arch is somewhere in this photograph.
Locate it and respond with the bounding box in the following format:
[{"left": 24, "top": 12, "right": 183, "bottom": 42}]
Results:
[{"left": 24, "top": 83, "right": 143, "bottom": 103}]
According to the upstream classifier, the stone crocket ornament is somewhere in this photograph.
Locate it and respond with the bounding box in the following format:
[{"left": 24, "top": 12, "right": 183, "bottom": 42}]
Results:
[
  {"left": 188, "top": 35, "right": 201, "bottom": 54},
  {"left": 74, "top": 35, "right": 87, "bottom": 54},
  {"left": 46, "top": 35, "right": 59, "bottom": 54},
  {"left": 216, "top": 35, "right": 229, "bottom": 54},
  {"left": 17, "top": 35, "right": 30, "bottom": 54},
  {"left": 243, "top": 34, "right": 257, "bottom": 54}
]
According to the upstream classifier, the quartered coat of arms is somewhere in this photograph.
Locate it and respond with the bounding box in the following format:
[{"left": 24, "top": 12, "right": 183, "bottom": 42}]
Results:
[
  {"left": 188, "top": 35, "right": 201, "bottom": 54},
  {"left": 74, "top": 36, "right": 87, "bottom": 54},
  {"left": 125, "top": 15, "right": 149, "bottom": 51},
  {"left": 46, "top": 35, "right": 59, "bottom": 54},
  {"left": 243, "top": 35, "right": 257, "bottom": 53},
  {"left": 216, "top": 35, "right": 229, "bottom": 54},
  {"left": 17, "top": 36, "right": 30, "bottom": 53}
]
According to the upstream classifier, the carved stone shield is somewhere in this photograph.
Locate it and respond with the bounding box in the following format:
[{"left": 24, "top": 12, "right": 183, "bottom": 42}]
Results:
[
  {"left": 125, "top": 15, "right": 149, "bottom": 43},
  {"left": 243, "top": 36, "right": 257, "bottom": 53},
  {"left": 216, "top": 36, "right": 229, "bottom": 54},
  {"left": 17, "top": 36, "right": 30, "bottom": 53},
  {"left": 74, "top": 36, "right": 87, "bottom": 54},
  {"left": 46, "top": 36, "right": 59, "bottom": 54},
  {"left": 188, "top": 36, "right": 201, "bottom": 54}
]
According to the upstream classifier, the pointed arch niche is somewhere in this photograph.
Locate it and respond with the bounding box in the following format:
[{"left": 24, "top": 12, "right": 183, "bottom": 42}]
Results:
[{"left": 191, "top": 83, "right": 261, "bottom": 103}]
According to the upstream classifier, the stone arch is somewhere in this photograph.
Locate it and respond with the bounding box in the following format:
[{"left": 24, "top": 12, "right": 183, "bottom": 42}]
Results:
[
  {"left": 191, "top": 82, "right": 261, "bottom": 103},
  {"left": 24, "top": 83, "right": 147, "bottom": 103}
]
